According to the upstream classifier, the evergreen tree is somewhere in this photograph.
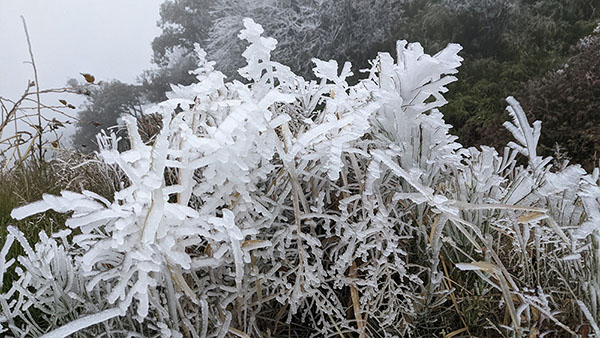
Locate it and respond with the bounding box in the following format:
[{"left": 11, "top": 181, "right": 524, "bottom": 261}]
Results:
[{"left": 73, "top": 81, "right": 144, "bottom": 152}]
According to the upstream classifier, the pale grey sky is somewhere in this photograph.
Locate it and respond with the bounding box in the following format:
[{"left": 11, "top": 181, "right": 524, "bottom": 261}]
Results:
[
  {"left": 0, "top": 0, "right": 164, "bottom": 102},
  {"left": 0, "top": 0, "right": 165, "bottom": 149}
]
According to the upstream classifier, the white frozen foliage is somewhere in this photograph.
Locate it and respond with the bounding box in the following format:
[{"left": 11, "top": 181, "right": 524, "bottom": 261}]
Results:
[{"left": 2, "top": 18, "right": 600, "bottom": 337}]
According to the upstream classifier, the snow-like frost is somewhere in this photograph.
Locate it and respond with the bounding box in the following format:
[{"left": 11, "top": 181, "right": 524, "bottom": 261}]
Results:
[
  {"left": 2, "top": 18, "right": 599, "bottom": 338},
  {"left": 40, "top": 307, "right": 123, "bottom": 338}
]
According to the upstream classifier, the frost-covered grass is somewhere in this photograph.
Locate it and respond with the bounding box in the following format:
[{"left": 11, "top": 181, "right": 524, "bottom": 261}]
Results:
[
  {"left": 2, "top": 19, "right": 600, "bottom": 337},
  {"left": 0, "top": 155, "right": 121, "bottom": 293}
]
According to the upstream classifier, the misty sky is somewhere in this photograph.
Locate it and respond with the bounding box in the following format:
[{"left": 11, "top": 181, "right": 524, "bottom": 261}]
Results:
[{"left": 0, "top": 0, "right": 164, "bottom": 103}]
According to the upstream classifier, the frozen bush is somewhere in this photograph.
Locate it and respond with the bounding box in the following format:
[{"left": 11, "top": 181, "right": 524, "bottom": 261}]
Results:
[{"left": 2, "top": 18, "right": 599, "bottom": 337}]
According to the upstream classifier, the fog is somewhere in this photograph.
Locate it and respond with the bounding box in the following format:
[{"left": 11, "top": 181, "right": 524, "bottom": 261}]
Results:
[{"left": 0, "top": 1, "right": 164, "bottom": 103}]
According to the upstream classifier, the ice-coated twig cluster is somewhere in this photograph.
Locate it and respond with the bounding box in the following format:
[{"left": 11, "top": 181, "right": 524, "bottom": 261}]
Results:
[{"left": 2, "top": 18, "right": 599, "bottom": 337}]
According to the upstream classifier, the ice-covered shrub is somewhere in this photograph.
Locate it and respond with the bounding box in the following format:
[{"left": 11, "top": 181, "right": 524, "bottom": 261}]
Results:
[{"left": 2, "top": 18, "right": 600, "bottom": 337}]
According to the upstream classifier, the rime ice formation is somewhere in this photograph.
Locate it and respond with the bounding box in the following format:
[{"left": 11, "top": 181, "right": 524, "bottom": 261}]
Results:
[{"left": 3, "top": 18, "right": 599, "bottom": 337}]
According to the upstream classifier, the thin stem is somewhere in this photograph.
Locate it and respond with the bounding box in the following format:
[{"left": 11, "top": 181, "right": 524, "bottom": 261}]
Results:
[{"left": 21, "top": 16, "right": 43, "bottom": 162}]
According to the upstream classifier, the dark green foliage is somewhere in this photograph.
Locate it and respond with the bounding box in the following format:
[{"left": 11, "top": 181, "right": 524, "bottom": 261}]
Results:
[
  {"left": 398, "top": 0, "right": 514, "bottom": 58},
  {"left": 73, "top": 81, "right": 144, "bottom": 152},
  {"left": 442, "top": 58, "right": 538, "bottom": 148},
  {"left": 517, "top": 35, "right": 600, "bottom": 170},
  {"left": 404, "top": 0, "right": 600, "bottom": 153},
  {"left": 399, "top": 0, "right": 597, "bottom": 59}
]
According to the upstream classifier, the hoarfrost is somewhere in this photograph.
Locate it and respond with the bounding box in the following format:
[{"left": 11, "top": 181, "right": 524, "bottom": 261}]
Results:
[{"left": 2, "top": 18, "right": 599, "bottom": 338}]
